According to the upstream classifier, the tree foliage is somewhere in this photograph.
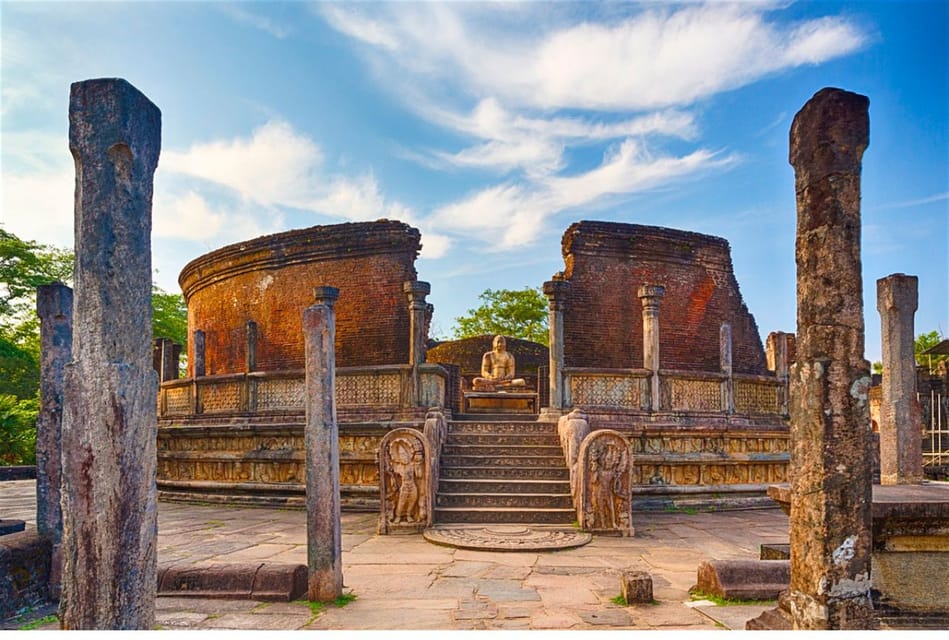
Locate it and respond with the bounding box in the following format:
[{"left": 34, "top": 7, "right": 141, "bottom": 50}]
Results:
[
  {"left": 0, "top": 228, "right": 189, "bottom": 463},
  {"left": 453, "top": 287, "right": 548, "bottom": 346},
  {"left": 915, "top": 330, "right": 947, "bottom": 370}
]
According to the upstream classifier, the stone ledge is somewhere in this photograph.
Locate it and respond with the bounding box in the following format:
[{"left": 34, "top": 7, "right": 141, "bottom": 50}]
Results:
[
  {"left": 157, "top": 562, "right": 307, "bottom": 602},
  {"left": 696, "top": 559, "right": 789, "bottom": 601},
  {"left": 0, "top": 530, "right": 52, "bottom": 620}
]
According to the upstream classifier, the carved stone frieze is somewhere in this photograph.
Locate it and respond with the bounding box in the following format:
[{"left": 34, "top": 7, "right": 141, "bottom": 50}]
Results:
[
  {"left": 337, "top": 373, "right": 402, "bottom": 406},
  {"left": 570, "top": 375, "right": 643, "bottom": 408}
]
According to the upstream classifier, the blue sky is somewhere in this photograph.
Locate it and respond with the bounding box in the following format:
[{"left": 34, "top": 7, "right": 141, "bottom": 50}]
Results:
[{"left": 2, "top": 1, "right": 946, "bottom": 364}]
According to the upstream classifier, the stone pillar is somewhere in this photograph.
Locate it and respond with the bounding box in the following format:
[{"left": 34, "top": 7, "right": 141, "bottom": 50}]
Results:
[
  {"left": 35, "top": 282, "right": 73, "bottom": 600},
  {"left": 877, "top": 273, "right": 923, "bottom": 484},
  {"left": 787, "top": 87, "right": 874, "bottom": 629},
  {"left": 638, "top": 284, "right": 665, "bottom": 411},
  {"left": 60, "top": 78, "right": 161, "bottom": 629},
  {"left": 245, "top": 320, "right": 258, "bottom": 372},
  {"left": 720, "top": 323, "right": 734, "bottom": 414},
  {"left": 767, "top": 332, "right": 795, "bottom": 415},
  {"left": 303, "top": 286, "right": 343, "bottom": 602},
  {"left": 193, "top": 329, "right": 206, "bottom": 377},
  {"left": 403, "top": 280, "right": 431, "bottom": 406},
  {"left": 152, "top": 338, "right": 180, "bottom": 382},
  {"left": 543, "top": 279, "right": 570, "bottom": 412}
]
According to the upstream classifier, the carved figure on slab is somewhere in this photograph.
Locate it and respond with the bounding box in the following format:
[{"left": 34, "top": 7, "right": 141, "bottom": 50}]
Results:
[
  {"left": 578, "top": 430, "right": 634, "bottom": 535},
  {"left": 378, "top": 428, "right": 432, "bottom": 534},
  {"left": 472, "top": 335, "right": 526, "bottom": 391}
]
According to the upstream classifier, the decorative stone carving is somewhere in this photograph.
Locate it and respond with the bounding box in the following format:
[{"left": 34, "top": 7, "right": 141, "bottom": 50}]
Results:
[
  {"left": 378, "top": 428, "right": 432, "bottom": 534},
  {"left": 472, "top": 335, "right": 526, "bottom": 391},
  {"left": 578, "top": 430, "right": 634, "bottom": 535},
  {"left": 557, "top": 409, "right": 590, "bottom": 506}
]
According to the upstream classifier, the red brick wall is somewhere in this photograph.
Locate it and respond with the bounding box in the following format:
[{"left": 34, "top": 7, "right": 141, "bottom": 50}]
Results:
[
  {"left": 179, "top": 221, "right": 421, "bottom": 375},
  {"left": 559, "top": 221, "right": 766, "bottom": 374}
]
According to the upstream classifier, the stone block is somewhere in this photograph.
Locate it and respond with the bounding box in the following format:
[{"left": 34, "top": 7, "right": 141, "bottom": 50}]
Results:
[
  {"left": 0, "top": 519, "right": 26, "bottom": 536},
  {"left": 620, "top": 570, "right": 653, "bottom": 604},
  {"left": 696, "top": 559, "right": 789, "bottom": 601},
  {"left": 0, "top": 530, "right": 52, "bottom": 619},
  {"left": 157, "top": 563, "right": 307, "bottom": 601},
  {"left": 759, "top": 543, "right": 790, "bottom": 560}
]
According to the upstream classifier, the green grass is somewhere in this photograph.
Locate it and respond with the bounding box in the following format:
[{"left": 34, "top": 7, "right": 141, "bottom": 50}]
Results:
[
  {"left": 294, "top": 591, "right": 357, "bottom": 623},
  {"left": 18, "top": 614, "right": 57, "bottom": 630},
  {"left": 610, "top": 595, "right": 627, "bottom": 606},
  {"left": 689, "top": 589, "right": 776, "bottom": 607}
]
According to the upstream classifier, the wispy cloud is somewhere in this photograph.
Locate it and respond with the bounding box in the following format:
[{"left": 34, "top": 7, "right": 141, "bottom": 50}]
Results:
[
  {"left": 218, "top": 4, "right": 292, "bottom": 39},
  {"left": 876, "top": 192, "right": 949, "bottom": 210},
  {"left": 318, "top": 2, "right": 866, "bottom": 257}
]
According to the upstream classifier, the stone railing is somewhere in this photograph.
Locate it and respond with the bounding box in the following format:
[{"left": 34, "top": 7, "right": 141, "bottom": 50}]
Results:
[
  {"left": 562, "top": 368, "right": 785, "bottom": 416},
  {"left": 158, "top": 364, "right": 450, "bottom": 418}
]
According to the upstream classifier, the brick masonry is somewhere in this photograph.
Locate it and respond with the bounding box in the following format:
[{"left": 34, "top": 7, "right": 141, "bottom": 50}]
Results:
[
  {"left": 179, "top": 221, "right": 421, "bottom": 374},
  {"left": 557, "top": 221, "right": 766, "bottom": 374}
]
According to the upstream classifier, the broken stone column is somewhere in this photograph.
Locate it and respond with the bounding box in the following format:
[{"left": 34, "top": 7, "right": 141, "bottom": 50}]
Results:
[
  {"left": 787, "top": 87, "right": 874, "bottom": 629},
  {"left": 721, "top": 323, "right": 734, "bottom": 414},
  {"left": 192, "top": 330, "right": 206, "bottom": 377},
  {"left": 152, "top": 338, "right": 180, "bottom": 382},
  {"left": 303, "top": 286, "right": 343, "bottom": 602},
  {"left": 35, "top": 282, "right": 73, "bottom": 600},
  {"left": 767, "top": 332, "right": 795, "bottom": 415},
  {"left": 877, "top": 273, "right": 923, "bottom": 484},
  {"left": 543, "top": 278, "right": 570, "bottom": 413},
  {"left": 60, "top": 78, "right": 161, "bottom": 629},
  {"left": 638, "top": 284, "right": 665, "bottom": 411},
  {"left": 403, "top": 280, "right": 431, "bottom": 407}
]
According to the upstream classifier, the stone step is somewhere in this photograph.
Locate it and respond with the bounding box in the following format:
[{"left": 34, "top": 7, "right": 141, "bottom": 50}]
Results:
[
  {"left": 441, "top": 454, "right": 566, "bottom": 468},
  {"left": 448, "top": 422, "right": 557, "bottom": 435},
  {"left": 434, "top": 506, "right": 575, "bottom": 525},
  {"left": 436, "top": 492, "right": 573, "bottom": 509},
  {"left": 440, "top": 465, "right": 569, "bottom": 481},
  {"left": 439, "top": 478, "right": 571, "bottom": 494},
  {"left": 442, "top": 444, "right": 564, "bottom": 457},
  {"left": 445, "top": 433, "right": 561, "bottom": 447}
]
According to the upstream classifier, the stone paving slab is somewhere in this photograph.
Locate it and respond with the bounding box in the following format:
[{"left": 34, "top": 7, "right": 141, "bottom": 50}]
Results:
[{"left": 0, "top": 479, "right": 793, "bottom": 630}]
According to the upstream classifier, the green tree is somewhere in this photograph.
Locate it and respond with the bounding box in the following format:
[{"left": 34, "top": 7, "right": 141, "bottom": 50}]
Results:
[
  {"left": 152, "top": 286, "right": 188, "bottom": 346},
  {"left": 915, "top": 330, "right": 947, "bottom": 370},
  {"left": 0, "top": 395, "right": 39, "bottom": 465},
  {"left": 453, "top": 287, "right": 549, "bottom": 345}
]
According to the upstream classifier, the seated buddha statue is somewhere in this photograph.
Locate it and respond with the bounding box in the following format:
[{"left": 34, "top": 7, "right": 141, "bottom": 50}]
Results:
[{"left": 471, "top": 335, "right": 526, "bottom": 392}]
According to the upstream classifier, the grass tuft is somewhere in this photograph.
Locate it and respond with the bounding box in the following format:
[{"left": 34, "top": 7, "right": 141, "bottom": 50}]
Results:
[
  {"left": 19, "top": 614, "right": 58, "bottom": 630},
  {"left": 689, "top": 588, "right": 776, "bottom": 607}
]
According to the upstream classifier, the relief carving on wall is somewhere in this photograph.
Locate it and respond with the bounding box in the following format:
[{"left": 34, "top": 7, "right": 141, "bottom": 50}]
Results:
[
  {"left": 557, "top": 408, "right": 590, "bottom": 507},
  {"left": 578, "top": 429, "right": 634, "bottom": 536},
  {"left": 378, "top": 428, "right": 432, "bottom": 534}
]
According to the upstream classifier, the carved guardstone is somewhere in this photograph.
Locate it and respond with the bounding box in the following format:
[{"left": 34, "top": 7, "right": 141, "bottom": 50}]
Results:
[
  {"left": 60, "top": 78, "right": 161, "bottom": 630},
  {"left": 378, "top": 428, "right": 432, "bottom": 534},
  {"left": 577, "top": 430, "right": 634, "bottom": 536}
]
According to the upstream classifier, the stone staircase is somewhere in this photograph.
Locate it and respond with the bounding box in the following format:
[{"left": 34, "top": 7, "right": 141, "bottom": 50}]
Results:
[{"left": 434, "top": 416, "right": 575, "bottom": 525}]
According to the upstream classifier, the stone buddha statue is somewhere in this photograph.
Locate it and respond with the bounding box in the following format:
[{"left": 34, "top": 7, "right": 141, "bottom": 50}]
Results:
[{"left": 472, "top": 335, "right": 526, "bottom": 391}]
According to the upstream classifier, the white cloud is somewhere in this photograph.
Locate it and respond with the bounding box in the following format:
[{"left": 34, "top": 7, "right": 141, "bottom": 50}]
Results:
[
  {"left": 432, "top": 139, "right": 738, "bottom": 249},
  {"left": 218, "top": 4, "right": 292, "bottom": 39},
  {"left": 320, "top": 3, "right": 867, "bottom": 111}
]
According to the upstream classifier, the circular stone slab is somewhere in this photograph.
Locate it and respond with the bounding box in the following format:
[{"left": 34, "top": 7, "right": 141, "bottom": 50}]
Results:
[{"left": 423, "top": 526, "right": 592, "bottom": 551}]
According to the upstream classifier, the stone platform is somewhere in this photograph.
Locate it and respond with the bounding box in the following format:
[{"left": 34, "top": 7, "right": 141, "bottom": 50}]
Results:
[
  {"left": 423, "top": 525, "right": 591, "bottom": 551},
  {"left": 463, "top": 392, "right": 537, "bottom": 414}
]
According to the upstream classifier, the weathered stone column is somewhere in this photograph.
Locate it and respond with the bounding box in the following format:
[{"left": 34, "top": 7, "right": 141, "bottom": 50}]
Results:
[
  {"left": 638, "top": 284, "right": 665, "bottom": 411},
  {"left": 767, "top": 331, "right": 795, "bottom": 415},
  {"left": 60, "top": 78, "right": 161, "bottom": 629},
  {"left": 877, "top": 273, "right": 923, "bottom": 484},
  {"left": 403, "top": 280, "right": 431, "bottom": 406},
  {"left": 787, "top": 87, "right": 874, "bottom": 629},
  {"left": 192, "top": 329, "right": 206, "bottom": 377},
  {"left": 35, "top": 282, "right": 73, "bottom": 600},
  {"left": 152, "top": 338, "right": 180, "bottom": 382},
  {"left": 303, "top": 286, "right": 343, "bottom": 602},
  {"left": 720, "top": 323, "right": 734, "bottom": 414},
  {"left": 543, "top": 279, "right": 570, "bottom": 412}
]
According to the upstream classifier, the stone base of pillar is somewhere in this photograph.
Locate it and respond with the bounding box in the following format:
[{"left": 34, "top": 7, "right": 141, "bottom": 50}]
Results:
[{"left": 537, "top": 408, "right": 564, "bottom": 423}]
